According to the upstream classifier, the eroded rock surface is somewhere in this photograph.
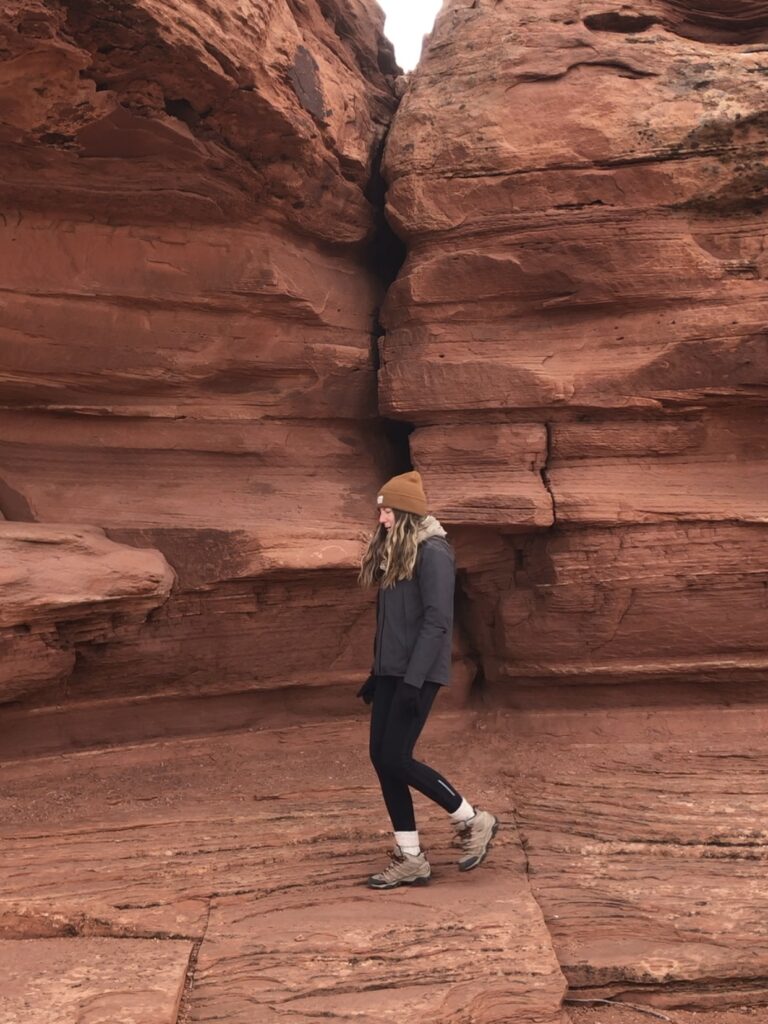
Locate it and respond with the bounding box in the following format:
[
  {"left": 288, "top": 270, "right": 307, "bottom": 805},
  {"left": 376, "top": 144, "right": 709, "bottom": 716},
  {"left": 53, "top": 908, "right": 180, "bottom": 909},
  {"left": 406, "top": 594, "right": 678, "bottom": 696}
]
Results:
[
  {"left": 382, "top": 0, "right": 768, "bottom": 695},
  {"left": 0, "top": 936, "right": 192, "bottom": 1024},
  {"left": 0, "top": 523, "right": 174, "bottom": 703},
  {"left": 0, "top": 0, "right": 398, "bottom": 706},
  {"left": 503, "top": 703, "right": 768, "bottom": 1010},
  {"left": 0, "top": 716, "right": 572, "bottom": 1024},
  {"left": 1, "top": 705, "right": 766, "bottom": 1019}
]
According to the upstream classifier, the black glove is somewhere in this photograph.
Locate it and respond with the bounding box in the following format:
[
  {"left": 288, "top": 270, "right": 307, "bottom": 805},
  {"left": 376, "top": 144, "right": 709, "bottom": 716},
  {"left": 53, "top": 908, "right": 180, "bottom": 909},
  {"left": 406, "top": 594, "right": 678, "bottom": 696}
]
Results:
[
  {"left": 357, "top": 674, "right": 377, "bottom": 705},
  {"left": 400, "top": 682, "right": 421, "bottom": 716}
]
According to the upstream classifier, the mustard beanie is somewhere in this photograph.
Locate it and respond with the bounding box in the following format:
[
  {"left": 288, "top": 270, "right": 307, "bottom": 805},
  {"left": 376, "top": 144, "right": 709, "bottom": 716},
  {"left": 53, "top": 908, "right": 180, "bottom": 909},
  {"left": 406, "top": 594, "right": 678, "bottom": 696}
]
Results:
[{"left": 377, "top": 470, "right": 428, "bottom": 516}]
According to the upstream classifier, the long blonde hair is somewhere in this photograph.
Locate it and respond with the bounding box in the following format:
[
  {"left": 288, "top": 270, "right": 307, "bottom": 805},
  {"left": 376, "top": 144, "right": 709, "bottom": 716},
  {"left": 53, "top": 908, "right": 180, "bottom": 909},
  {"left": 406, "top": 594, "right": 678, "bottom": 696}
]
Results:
[{"left": 359, "top": 511, "right": 424, "bottom": 589}]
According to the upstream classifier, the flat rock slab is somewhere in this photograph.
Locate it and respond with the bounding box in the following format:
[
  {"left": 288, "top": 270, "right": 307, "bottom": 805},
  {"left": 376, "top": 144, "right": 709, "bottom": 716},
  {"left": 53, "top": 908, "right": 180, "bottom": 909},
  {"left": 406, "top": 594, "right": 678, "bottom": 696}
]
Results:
[
  {"left": 191, "top": 822, "right": 567, "bottom": 1024},
  {"left": 0, "top": 717, "right": 570, "bottom": 1024},
  {"left": 1, "top": 708, "right": 767, "bottom": 1020},
  {"left": 0, "top": 937, "right": 192, "bottom": 1024}
]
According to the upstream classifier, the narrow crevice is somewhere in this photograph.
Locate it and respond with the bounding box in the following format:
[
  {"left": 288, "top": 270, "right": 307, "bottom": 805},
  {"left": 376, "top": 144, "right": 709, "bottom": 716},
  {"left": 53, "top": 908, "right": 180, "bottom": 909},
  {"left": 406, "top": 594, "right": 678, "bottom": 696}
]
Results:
[
  {"left": 565, "top": 978, "right": 768, "bottom": 1010},
  {"left": 509, "top": 804, "right": 575, "bottom": 1011},
  {"left": 379, "top": 417, "right": 414, "bottom": 474},
  {"left": 62, "top": 648, "right": 85, "bottom": 705},
  {"left": 174, "top": 899, "right": 212, "bottom": 1024},
  {"left": 511, "top": 807, "right": 532, "bottom": 880},
  {"left": 455, "top": 570, "right": 486, "bottom": 704},
  {"left": 365, "top": 133, "right": 407, "bottom": 290},
  {"left": 365, "top": 124, "right": 409, "bottom": 476},
  {"left": 0, "top": 908, "right": 201, "bottom": 942},
  {"left": 539, "top": 422, "right": 558, "bottom": 526}
]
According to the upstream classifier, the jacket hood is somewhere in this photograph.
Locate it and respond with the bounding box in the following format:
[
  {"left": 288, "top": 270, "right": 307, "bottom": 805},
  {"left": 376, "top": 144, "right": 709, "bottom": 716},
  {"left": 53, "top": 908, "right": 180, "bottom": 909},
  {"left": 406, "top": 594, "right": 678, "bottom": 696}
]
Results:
[{"left": 416, "top": 515, "right": 447, "bottom": 544}]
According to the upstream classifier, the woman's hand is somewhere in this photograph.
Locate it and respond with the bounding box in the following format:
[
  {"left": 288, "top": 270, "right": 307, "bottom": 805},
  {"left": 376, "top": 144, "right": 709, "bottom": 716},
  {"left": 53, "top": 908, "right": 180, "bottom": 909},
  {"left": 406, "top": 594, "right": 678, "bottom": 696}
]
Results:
[{"left": 357, "top": 675, "right": 377, "bottom": 704}]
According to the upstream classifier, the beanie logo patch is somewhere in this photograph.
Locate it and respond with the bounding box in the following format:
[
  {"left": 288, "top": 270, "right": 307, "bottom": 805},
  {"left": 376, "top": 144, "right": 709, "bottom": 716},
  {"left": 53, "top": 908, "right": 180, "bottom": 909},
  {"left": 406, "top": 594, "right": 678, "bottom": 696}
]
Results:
[{"left": 377, "top": 495, "right": 383, "bottom": 505}]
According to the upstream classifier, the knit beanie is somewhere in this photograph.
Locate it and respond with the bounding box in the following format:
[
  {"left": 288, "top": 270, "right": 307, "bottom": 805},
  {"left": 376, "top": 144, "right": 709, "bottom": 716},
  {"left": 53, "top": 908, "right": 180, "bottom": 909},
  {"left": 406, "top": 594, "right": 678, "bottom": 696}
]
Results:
[{"left": 377, "top": 470, "right": 428, "bottom": 516}]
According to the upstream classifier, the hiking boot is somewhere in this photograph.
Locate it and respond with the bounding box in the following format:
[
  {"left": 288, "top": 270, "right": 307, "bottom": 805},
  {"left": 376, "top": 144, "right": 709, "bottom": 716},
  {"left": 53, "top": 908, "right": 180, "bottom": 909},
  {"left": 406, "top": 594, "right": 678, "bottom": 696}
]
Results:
[
  {"left": 454, "top": 809, "right": 499, "bottom": 871},
  {"left": 367, "top": 846, "right": 431, "bottom": 890}
]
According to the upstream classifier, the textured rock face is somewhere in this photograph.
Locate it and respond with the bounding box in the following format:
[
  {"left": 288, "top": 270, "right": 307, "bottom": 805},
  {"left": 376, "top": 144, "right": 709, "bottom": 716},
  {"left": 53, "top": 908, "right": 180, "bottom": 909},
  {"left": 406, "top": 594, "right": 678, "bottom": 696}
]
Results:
[
  {"left": 0, "top": 0, "right": 397, "bottom": 705},
  {"left": 382, "top": 0, "right": 768, "bottom": 694},
  {"left": 1, "top": 0, "right": 395, "bottom": 235},
  {"left": 0, "top": 523, "right": 174, "bottom": 702}
]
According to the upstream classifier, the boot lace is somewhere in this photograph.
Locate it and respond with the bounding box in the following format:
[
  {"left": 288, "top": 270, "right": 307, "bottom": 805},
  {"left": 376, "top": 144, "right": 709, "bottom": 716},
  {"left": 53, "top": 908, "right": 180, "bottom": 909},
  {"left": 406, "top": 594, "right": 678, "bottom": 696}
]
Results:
[
  {"left": 453, "top": 820, "right": 473, "bottom": 851},
  {"left": 377, "top": 850, "right": 406, "bottom": 881}
]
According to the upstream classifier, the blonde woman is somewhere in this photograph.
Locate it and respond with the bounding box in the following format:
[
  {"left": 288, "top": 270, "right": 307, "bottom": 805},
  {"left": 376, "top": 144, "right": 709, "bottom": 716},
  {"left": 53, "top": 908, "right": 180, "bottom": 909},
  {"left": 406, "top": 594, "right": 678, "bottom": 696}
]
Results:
[{"left": 358, "top": 470, "right": 498, "bottom": 890}]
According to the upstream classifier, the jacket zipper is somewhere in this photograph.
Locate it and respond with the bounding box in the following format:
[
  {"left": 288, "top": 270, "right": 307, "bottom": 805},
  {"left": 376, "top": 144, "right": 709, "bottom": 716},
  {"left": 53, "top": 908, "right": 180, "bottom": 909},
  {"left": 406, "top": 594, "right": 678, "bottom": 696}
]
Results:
[{"left": 378, "top": 588, "right": 386, "bottom": 674}]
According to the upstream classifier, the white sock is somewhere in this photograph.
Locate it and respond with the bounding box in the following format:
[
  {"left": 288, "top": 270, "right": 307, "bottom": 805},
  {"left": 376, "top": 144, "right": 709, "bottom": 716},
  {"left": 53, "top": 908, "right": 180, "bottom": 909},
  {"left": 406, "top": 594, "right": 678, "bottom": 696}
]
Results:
[
  {"left": 449, "top": 798, "right": 475, "bottom": 825},
  {"left": 394, "top": 830, "right": 421, "bottom": 856}
]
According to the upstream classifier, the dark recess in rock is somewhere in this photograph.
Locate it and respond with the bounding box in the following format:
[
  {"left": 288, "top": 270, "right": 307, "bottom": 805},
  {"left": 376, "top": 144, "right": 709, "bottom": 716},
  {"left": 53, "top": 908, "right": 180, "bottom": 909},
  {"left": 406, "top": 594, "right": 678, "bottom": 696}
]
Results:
[
  {"left": 583, "top": 12, "right": 658, "bottom": 33},
  {"left": 288, "top": 45, "right": 328, "bottom": 122},
  {"left": 0, "top": 480, "right": 36, "bottom": 522}
]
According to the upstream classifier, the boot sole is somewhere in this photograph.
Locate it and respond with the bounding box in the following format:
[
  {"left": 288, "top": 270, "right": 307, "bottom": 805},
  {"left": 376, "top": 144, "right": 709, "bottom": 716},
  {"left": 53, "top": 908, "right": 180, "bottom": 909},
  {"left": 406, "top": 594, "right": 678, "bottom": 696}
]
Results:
[
  {"left": 459, "top": 819, "right": 499, "bottom": 872},
  {"left": 367, "top": 874, "right": 431, "bottom": 890}
]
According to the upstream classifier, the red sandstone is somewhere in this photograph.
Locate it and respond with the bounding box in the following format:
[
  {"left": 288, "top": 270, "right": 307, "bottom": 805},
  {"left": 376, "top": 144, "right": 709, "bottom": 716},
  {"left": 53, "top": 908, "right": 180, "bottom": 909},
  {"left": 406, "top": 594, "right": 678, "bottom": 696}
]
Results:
[{"left": 381, "top": 0, "right": 768, "bottom": 695}]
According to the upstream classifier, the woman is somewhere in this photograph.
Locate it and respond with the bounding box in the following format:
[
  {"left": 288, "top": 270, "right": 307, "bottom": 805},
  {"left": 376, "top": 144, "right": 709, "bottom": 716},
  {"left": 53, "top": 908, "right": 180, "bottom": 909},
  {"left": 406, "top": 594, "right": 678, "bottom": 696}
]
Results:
[{"left": 358, "top": 469, "right": 498, "bottom": 890}]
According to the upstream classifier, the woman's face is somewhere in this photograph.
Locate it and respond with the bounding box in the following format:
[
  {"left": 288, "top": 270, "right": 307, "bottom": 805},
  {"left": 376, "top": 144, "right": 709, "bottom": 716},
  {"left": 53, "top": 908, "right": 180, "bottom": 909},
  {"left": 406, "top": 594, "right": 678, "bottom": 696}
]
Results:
[{"left": 378, "top": 506, "right": 395, "bottom": 531}]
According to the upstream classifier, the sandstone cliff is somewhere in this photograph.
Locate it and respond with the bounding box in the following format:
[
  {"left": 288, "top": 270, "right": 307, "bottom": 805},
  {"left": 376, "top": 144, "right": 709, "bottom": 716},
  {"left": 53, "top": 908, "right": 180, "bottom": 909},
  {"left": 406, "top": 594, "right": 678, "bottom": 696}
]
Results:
[
  {"left": 2, "top": 6, "right": 768, "bottom": 1021},
  {"left": 3, "top": 0, "right": 768, "bottom": 714},
  {"left": 382, "top": 0, "right": 768, "bottom": 697},
  {"left": 0, "top": 0, "right": 398, "bottom": 705}
]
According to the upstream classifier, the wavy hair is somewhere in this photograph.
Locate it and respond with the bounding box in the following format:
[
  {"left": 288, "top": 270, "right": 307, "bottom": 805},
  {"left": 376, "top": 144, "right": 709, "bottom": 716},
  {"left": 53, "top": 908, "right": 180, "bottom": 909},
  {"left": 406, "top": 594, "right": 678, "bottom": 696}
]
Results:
[{"left": 359, "top": 510, "right": 424, "bottom": 589}]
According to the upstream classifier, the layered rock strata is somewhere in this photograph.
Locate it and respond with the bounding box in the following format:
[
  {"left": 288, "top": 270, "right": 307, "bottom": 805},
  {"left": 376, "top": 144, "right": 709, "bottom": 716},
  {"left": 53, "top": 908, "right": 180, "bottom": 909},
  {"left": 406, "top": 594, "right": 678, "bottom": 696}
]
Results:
[
  {"left": 382, "top": 0, "right": 768, "bottom": 694},
  {"left": 0, "top": 0, "right": 398, "bottom": 705},
  {"left": 0, "top": 523, "right": 174, "bottom": 703}
]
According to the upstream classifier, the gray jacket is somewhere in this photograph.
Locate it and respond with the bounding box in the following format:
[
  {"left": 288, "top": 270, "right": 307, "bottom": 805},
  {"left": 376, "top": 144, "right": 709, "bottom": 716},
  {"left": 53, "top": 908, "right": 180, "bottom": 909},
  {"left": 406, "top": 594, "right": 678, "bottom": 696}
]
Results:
[{"left": 372, "top": 527, "right": 455, "bottom": 688}]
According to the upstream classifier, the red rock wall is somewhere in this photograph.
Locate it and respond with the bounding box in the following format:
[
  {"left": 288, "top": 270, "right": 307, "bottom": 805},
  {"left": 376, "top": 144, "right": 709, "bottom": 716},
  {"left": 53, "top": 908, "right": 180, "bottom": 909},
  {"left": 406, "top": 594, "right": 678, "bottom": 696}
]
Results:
[
  {"left": 382, "top": 0, "right": 768, "bottom": 696},
  {"left": 0, "top": 0, "right": 398, "bottom": 706},
  {"left": 6, "top": 0, "right": 768, "bottom": 714}
]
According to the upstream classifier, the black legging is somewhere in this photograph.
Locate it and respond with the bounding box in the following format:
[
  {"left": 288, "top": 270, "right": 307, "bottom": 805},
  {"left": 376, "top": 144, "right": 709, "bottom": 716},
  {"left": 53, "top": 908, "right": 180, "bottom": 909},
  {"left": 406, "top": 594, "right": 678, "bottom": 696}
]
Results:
[{"left": 369, "top": 675, "right": 462, "bottom": 831}]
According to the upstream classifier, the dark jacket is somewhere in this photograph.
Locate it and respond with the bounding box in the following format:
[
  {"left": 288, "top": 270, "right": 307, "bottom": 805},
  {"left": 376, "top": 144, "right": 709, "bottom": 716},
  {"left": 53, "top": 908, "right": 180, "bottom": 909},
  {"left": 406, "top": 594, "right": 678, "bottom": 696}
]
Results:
[{"left": 372, "top": 535, "right": 455, "bottom": 688}]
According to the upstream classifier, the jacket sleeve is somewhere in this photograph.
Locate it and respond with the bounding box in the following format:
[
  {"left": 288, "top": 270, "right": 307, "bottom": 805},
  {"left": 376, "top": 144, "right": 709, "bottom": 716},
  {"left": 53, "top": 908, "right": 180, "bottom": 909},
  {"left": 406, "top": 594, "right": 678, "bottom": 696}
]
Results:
[{"left": 403, "top": 542, "right": 454, "bottom": 689}]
